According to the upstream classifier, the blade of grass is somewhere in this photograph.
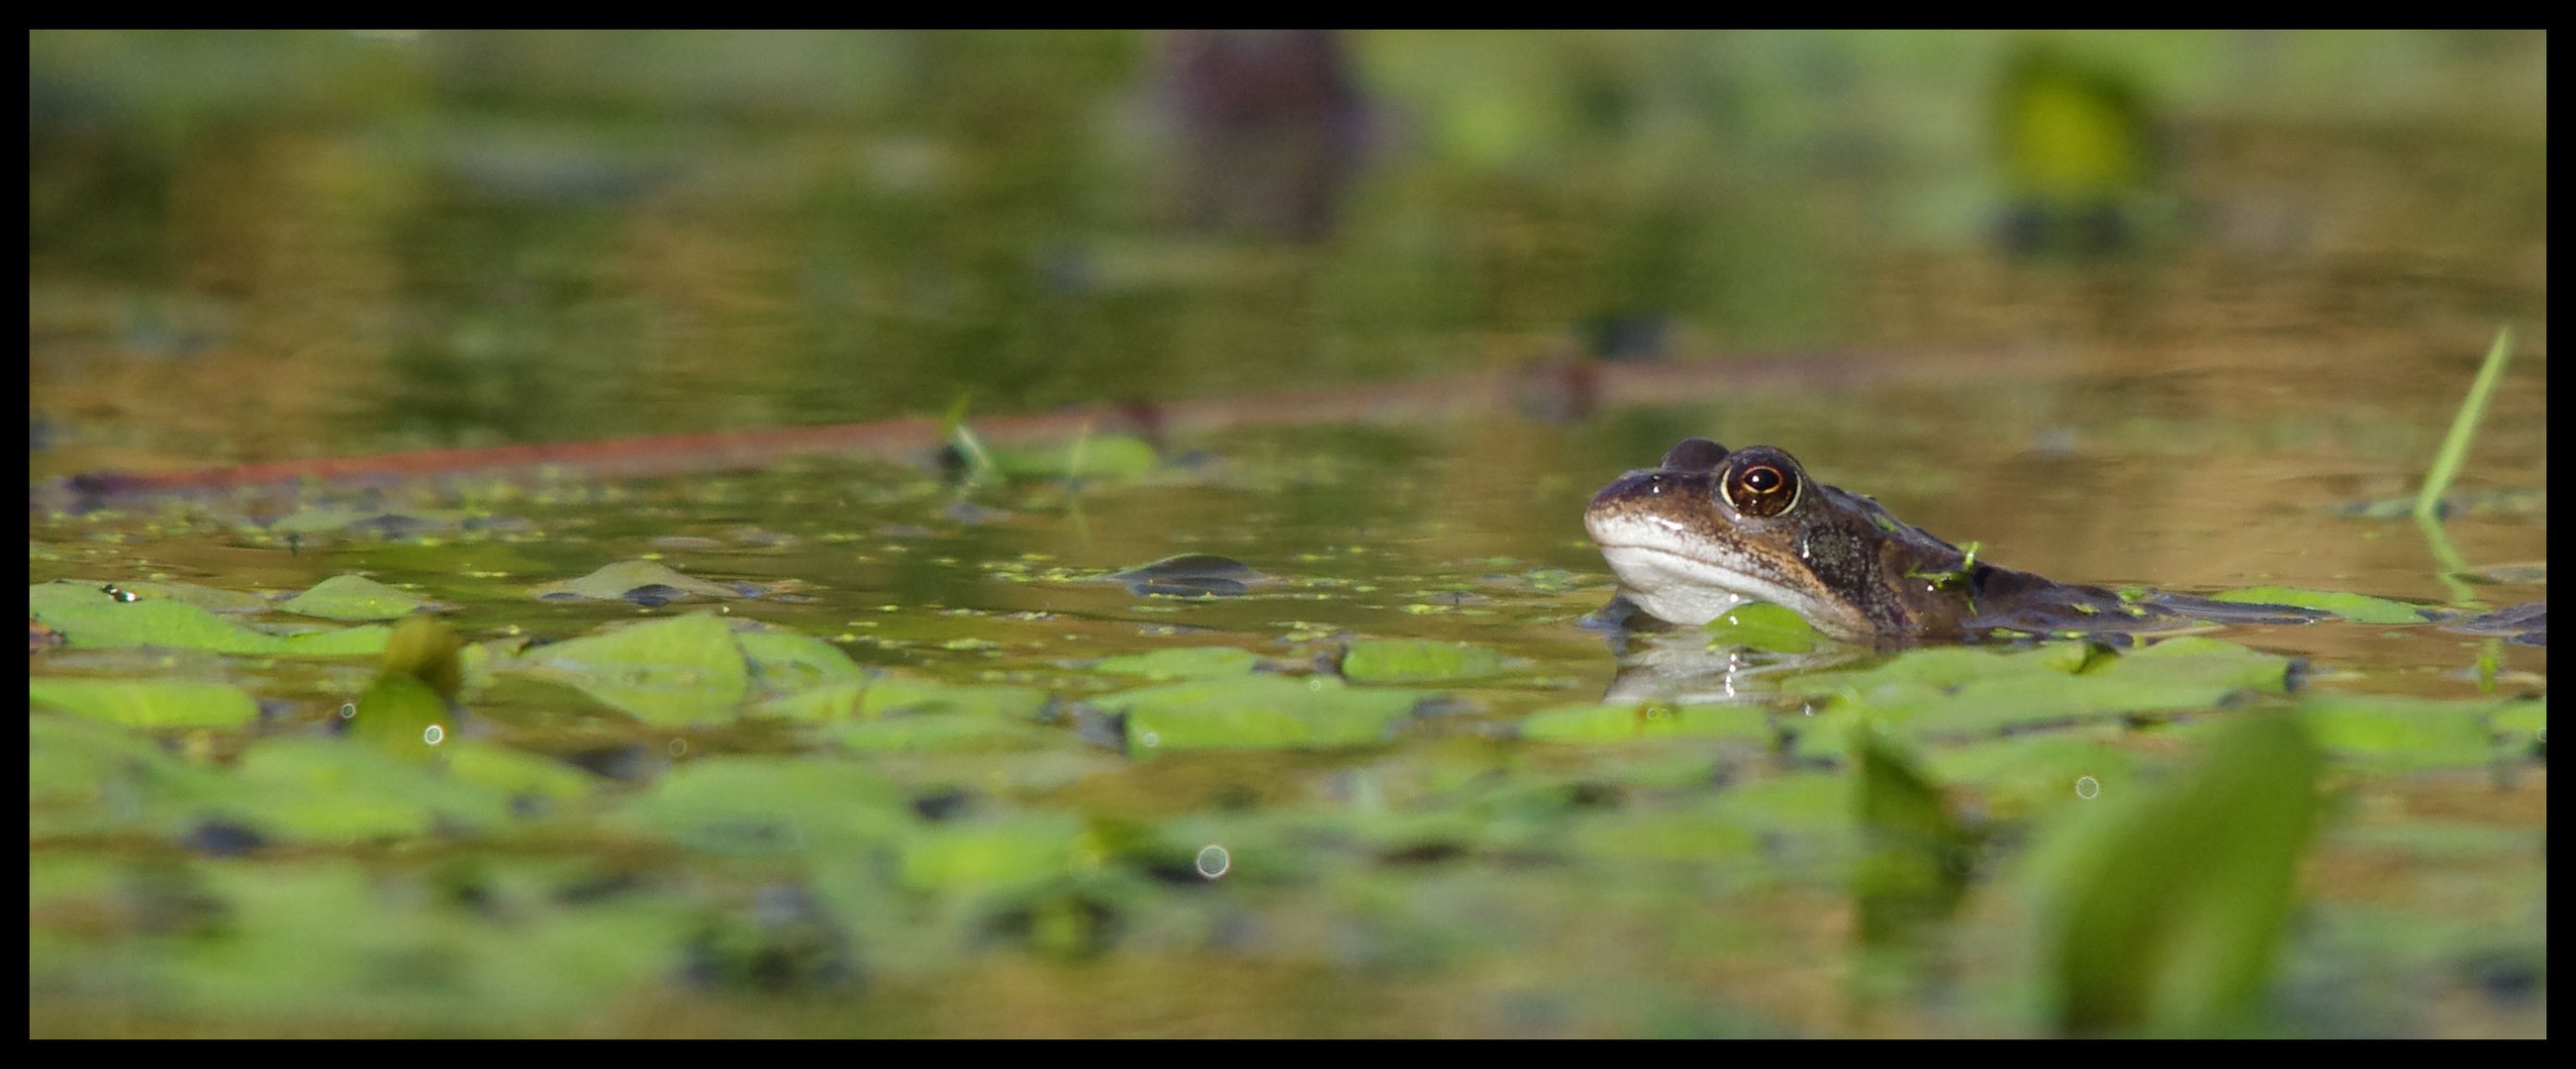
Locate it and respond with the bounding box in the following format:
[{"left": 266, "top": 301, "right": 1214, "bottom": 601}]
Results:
[
  {"left": 2412, "top": 328, "right": 2514, "bottom": 601},
  {"left": 2414, "top": 328, "right": 2515, "bottom": 524}
]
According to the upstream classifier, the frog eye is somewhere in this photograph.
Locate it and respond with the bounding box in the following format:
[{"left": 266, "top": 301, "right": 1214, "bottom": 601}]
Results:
[{"left": 1720, "top": 457, "right": 1800, "bottom": 518}]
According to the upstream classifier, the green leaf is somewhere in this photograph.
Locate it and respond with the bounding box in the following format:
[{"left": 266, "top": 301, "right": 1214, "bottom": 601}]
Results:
[
  {"left": 445, "top": 742, "right": 600, "bottom": 804},
  {"left": 506, "top": 613, "right": 750, "bottom": 726},
  {"left": 829, "top": 714, "right": 1066, "bottom": 753},
  {"left": 2034, "top": 713, "right": 2323, "bottom": 1035},
  {"left": 29, "top": 678, "right": 261, "bottom": 729},
  {"left": 222, "top": 737, "right": 519, "bottom": 843},
  {"left": 1518, "top": 702, "right": 1773, "bottom": 743},
  {"left": 897, "top": 814, "right": 1088, "bottom": 894},
  {"left": 2206, "top": 587, "right": 2429, "bottom": 625},
  {"left": 1088, "top": 674, "right": 1425, "bottom": 755},
  {"left": 618, "top": 755, "right": 911, "bottom": 855},
  {"left": 529, "top": 560, "right": 757, "bottom": 603},
  {"left": 276, "top": 574, "right": 434, "bottom": 621},
  {"left": 988, "top": 433, "right": 1158, "bottom": 482},
  {"left": 1341, "top": 639, "right": 1504, "bottom": 684},
  {"left": 2298, "top": 693, "right": 2521, "bottom": 769},
  {"left": 31, "top": 581, "right": 389, "bottom": 656},
  {"left": 761, "top": 675, "right": 1050, "bottom": 722},
  {"left": 736, "top": 627, "right": 870, "bottom": 691},
  {"left": 1091, "top": 645, "right": 1262, "bottom": 680},
  {"left": 1701, "top": 601, "right": 1819, "bottom": 652},
  {"left": 1853, "top": 729, "right": 1971, "bottom": 947}
]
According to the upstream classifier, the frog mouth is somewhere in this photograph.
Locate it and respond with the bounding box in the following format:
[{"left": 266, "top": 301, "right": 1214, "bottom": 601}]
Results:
[{"left": 1586, "top": 514, "right": 1856, "bottom": 634}]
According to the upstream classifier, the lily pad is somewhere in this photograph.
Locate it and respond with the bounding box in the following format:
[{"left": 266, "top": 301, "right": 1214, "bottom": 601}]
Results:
[
  {"left": 737, "top": 627, "right": 870, "bottom": 691},
  {"left": 617, "top": 755, "right": 912, "bottom": 856},
  {"left": 1341, "top": 639, "right": 1505, "bottom": 684},
  {"left": 1103, "top": 554, "right": 1268, "bottom": 598},
  {"left": 763, "top": 674, "right": 1051, "bottom": 722},
  {"left": 530, "top": 560, "right": 764, "bottom": 605},
  {"left": 1785, "top": 637, "right": 2296, "bottom": 755},
  {"left": 276, "top": 574, "right": 436, "bottom": 621},
  {"left": 29, "top": 678, "right": 261, "bottom": 729},
  {"left": 1085, "top": 674, "right": 1426, "bottom": 756},
  {"left": 220, "top": 737, "right": 520, "bottom": 843},
  {"left": 504, "top": 613, "right": 751, "bottom": 726},
  {"left": 1092, "top": 645, "right": 1263, "bottom": 680},
  {"left": 1702, "top": 601, "right": 1820, "bottom": 653},
  {"left": 2207, "top": 587, "right": 2429, "bottom": 625},
  {"left": 1518, "top": 701, "right": 1772, "bottom": 743},
  {"left": 829, "top": 715, "right": 1067, "bottom": 753},
  {"left": 2296, "top": 693, "right": 2527, "bottom": 770},
  {"left": 30, "top": 581, "right": 389, "bottom": 656}
]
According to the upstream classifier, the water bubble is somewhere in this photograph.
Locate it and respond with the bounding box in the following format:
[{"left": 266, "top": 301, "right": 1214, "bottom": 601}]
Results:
[
  {"left": 669, "top": 737, "right": 689, "bottom": 757},
  {"left": 423, "top": 724, "right": 444, "bottom": 745},
  {"left": 1140, "top": 730, "right": 1161, "bottom": 749},
  {"left": 2074, "top": 775, "right": 2100, "bottom": 800},
  {"left": 339, "top": 703, "right": 357, "bottom": 720},
  {"left": 1194, "top": 844, "right": 1231, "bottom": 879}
]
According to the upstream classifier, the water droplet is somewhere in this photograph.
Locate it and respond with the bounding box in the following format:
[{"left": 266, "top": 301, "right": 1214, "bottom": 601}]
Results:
[
  {"left": 1140, "top": 730, "right": 1161, "bottom": 748},
  {"left": 669, "top": 737, "right": 689, "bottom": 757},
  {"left": 339, "top": 703, "right": 357, "bottom": 719},
  {"left": 1194, "top": 844, "right": 1231, "bottom": 879},
  {"left": 423, "top": 724, "right": 444, "bottom": 745},
  {"left": 2074, "top": 775, "right": 2100, "bottom": 800}
]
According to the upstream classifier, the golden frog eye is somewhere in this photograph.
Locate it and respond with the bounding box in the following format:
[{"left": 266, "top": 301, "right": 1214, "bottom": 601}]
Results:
[{"left": 1721, "top": 457, "right": 1800, "bottom": 518}]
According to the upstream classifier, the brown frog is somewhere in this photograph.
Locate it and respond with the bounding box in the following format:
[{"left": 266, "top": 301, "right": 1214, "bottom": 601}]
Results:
[{"left": 1585, "top": 437, "right": 2316, "bottom": 644}]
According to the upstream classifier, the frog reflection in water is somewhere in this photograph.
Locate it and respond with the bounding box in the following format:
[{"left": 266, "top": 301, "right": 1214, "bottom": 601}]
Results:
[{"left": 1585, "top": 438, "right": 2319, "bottom": 644}]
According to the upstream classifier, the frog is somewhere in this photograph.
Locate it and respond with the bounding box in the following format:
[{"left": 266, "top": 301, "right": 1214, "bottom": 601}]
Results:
[{"left": 1584, "top": 437, "right": 2320, "bottom": 644}]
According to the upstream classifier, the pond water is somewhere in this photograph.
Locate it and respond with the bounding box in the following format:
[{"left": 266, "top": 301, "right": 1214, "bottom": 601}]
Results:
[{"left": 30, "top": 32, "right": 2545, "bottom": 1036}]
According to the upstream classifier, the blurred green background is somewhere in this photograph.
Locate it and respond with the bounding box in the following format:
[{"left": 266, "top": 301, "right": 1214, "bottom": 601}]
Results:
[{"left": 29, "top": 30, "right": 2546, "bottom": 472}]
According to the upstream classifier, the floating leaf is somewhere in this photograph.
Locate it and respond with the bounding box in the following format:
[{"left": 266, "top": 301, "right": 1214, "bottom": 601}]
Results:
[
  {"left": 276, "top": 574, "right": 435, "bottom": 621},
  {"left": 1088, "top": 674, "right": 1425, "bottom": 755},
  {"left": 30, "top": 581, "right": 389, "bottom": 656},
  {"left": 220, "top": 737, "right": 519, "bottom": 843},
  {"left": 1518, "top": 702, "right": 1771, "bottom": 743},
  {"left": 29, "top": 678, "right": 260, "bottom": 729},
  {"left": 1341, "top": 639, "right": 1504, "bottom": 684},
  {"left": 897, "top": 813, "right": 1088, "bottom": 895},
  {"left": 445, "top": 743, "right": 600, "bottom": 805},
  {"left": 1702, "top": 601, "right": 1819, "bottom": 653},
  {"left": 618, "top": 755, "right": 911, "bottom": 855},
  {"left": 1786, "top": 637, "right": 2295, "bottom": 756},
  {"left": 2207, "top": 587, "right": 2428, "bottom": 625},
  {"left": 762, "top": 675, "right": 1049, "bottom": 721},
  {"left": 1103, "top": 553, "right": 1269, "bottom": 598},
  {"left": 1091, "top": 645, "right": 1261, "bottom": 680},
  {"left": 530, "top": 560, "right": 761, "bottom": 605},
  {"left": 2297, "top": 693, "right": 2521, "bottom": 770},
  {"left": 829, "top": 715, "right": 1066, "bottom": 753},
  {"left": 506, "top": 613, "right": 750, "bottom": 726},
  {"left": 736, "top": 627, "right": 869, "bottom": 691}
]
